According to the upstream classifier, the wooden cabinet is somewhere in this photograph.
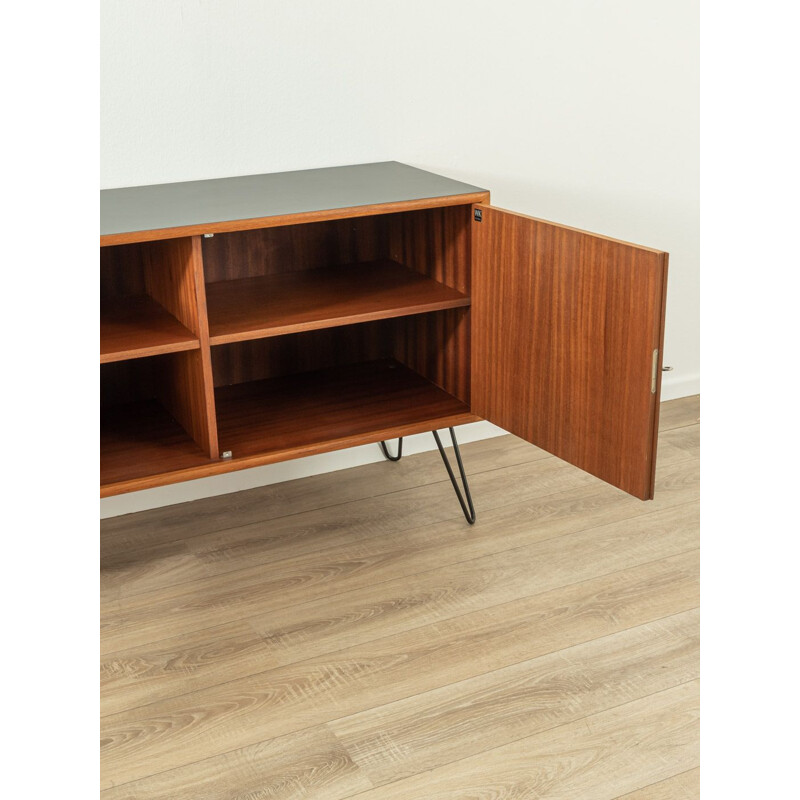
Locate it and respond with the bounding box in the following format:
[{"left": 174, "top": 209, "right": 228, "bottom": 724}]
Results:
[{"left": 100, "top": 162, "right": 668, "bottom": 501}]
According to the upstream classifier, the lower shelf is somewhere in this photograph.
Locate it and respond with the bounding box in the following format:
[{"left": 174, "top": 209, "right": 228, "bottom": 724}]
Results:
[
  {"left": 101, "top": 400, "right": 211, "bottom": 489},
  {"left": 101, "top": 359, "right": 477, "bottom": 496},
  {"left": 215, "top": 359, "right": 474, "bottom": 460}
]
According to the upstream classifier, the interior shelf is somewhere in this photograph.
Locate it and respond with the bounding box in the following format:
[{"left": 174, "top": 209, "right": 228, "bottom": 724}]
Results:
[
  {"left": 205, "top": 260, "right": 470, "bottom": 345},
  {"left": 101, "top": 295, "right": 199, "bottom": 363},
  {"left": 215, "top": 359, "right": 476, "bottom": 463},
  {"left": 101, "top": 399, "right": 211, "bottom": 490}
]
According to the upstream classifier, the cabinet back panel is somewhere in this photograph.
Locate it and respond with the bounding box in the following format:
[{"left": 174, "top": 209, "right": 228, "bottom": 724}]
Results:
[
  {"left": 201, "top": 206, "right": 472, "bottom": 289},
  {"left": 101, "top": 358, "right": 159, "bottom": 406},
  {"left": 211, "top": 311, "right": 470, "bottom": 405},
  {"left": 101, "top": 243, "right": 147, "bottom": 298},
  {"left": 201, "top": 217, "right": 390, "bottom": 282},
  {"left": 210, "top": 321, "right": 395, "bottom": 388},
  {"left": 393, "top": 308, "right": 470, "bottom": 404},
  {"left": 101, "top": 351, "right": 206, "bottom": 410},
  {"left": 388, "top": 205, "right": 472, "bottom": 294}
]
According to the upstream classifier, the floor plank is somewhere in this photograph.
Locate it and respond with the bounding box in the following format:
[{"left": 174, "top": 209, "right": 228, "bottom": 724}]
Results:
[
  {"left": 659, "top": 423, "right": 700, "bottom": 460},
  {"left": 101, "top": 725, "right": 373, "bottom": 800},
  {"left": 615, "top": 768, "right": 700, "bottom": 799},
  {"left": 329, "top": 610, "right": 699, "bottom": 785},
  {"left": 100, "top": 548, "right": 697, "bottom": 788},
  {"left": 101, "top": 546, "right": 697, "bottom": 719},
  {"left": 102, "top": 621, "right": 275, "bottom": 718},
  {"left": 101, "top": 456, "right": 600, "bottom": 651},
  {"left": 657, "top": 394, "right": 700, "bottom": 431},
  {"left": 101, "top": 457, "right": 698, "bottom": 654},
  {"left": 333, "top": 681, "right": 699, "bottom": 800}
]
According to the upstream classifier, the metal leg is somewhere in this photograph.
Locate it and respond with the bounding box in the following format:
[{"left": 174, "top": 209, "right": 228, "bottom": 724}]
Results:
[
  {"left": 379, "top": 437, "right": 403, "bottom": 462},
  {"left": 433, "top": 427, "right": 476, "bottom": 525}
]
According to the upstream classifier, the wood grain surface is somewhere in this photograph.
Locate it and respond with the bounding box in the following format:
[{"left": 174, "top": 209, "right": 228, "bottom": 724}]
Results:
[
  {"left": 212, "top": 357, "right": 475, "bottom": 472},
  {"left": 200, "top": 215, "right": 390, "bottom": 283},
  {"left": 388, "top": 205, "right": 472, "bottom": 402},
  {"left": 100, "top": 235, "right": 219, "bottom": 488},
  {"left": 472, "top": 204, "right": 668, "bottom": 500},
  {"left": 101, "top": 347, "right": 220, "bottom": 495},
  {"left": 101, "top": 237, "right": 205, "bottom": 363},
  {"left": 141, "top": 237, "right": 202, "bottom": 334},
  {"left": 100, "top": 296, "right": 199, "bottom": 363},
  {"left": 205, "top": 260, "right": 469, "bottom": 345},
  {"left": 101, "top": 396, "right": 699, "bottom": 798},
  {"left": 100, "top": 397, "right": 212, "bottom": 491}
]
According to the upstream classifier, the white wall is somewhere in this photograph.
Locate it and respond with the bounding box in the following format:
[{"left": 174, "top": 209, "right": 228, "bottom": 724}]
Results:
[{"left": 100, "top": 0, "right": 699, "bottom": 517}]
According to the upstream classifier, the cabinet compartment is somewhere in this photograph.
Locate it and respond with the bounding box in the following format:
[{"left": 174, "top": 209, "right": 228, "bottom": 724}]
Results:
[
  {"left": 101, "top": 351, "right": 217, "bottom": 494},
  {"left": 100, "top": 238, "right": 202, "bottom": 363},
  {"left": 211, "top": 313, "right": 475, "bottom": 467},
  {"left": 202, "top": 205, "right": 472, "bottom": 345}
]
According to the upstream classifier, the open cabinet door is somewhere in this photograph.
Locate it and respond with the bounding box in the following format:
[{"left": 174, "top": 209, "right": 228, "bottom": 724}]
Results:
[{"left": 471, "top": 205, "right": 668, "bottom": 500}]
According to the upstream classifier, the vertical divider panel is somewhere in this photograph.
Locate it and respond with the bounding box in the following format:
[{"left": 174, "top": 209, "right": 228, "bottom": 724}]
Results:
[{"left": 144, "top": 236, "right": 220, "bottom": 459}]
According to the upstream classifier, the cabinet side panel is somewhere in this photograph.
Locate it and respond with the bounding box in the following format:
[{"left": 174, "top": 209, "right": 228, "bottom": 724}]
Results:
[
  {"left": 388, "top": 205, "right": 472, "bottom": 402},
  {"left": 472, "top": 205, "right": 667, "bottom": 500}
]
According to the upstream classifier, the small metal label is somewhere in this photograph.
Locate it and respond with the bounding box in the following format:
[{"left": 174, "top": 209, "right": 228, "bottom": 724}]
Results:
[{"left": 474, "top": 208, "right": 482, "bottom": 222}]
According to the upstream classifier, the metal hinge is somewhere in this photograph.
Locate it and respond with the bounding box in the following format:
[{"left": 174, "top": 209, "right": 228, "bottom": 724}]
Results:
[
  {"left": 221, "top": 450, "right": 232, "bottom": 459},
  {"left": 203, "top": 233, "right": 215, "bottom": 238}
]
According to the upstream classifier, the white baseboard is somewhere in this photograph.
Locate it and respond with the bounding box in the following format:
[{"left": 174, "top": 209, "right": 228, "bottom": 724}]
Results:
[
  {"left": 99, "top": 421, "right": 507, "bottom": 519},
  {"left": 100, "top": 374, "right": 700, "bottom": 519}
]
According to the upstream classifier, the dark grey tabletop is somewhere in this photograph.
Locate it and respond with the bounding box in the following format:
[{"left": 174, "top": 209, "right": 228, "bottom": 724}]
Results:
[{"left": 100, "top": 161, "right": 486, "bottom": 238}]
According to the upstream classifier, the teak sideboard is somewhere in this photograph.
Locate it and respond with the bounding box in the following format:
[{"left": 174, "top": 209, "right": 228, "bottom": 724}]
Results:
[{"left": 100, "top": 161, "right": 668, "bottom": 506}]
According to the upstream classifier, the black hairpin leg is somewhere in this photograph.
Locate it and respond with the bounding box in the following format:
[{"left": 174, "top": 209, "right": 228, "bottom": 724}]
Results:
[
  {"left": 433, "top": 427, "right": 476, "bottom": 525},
  {"left": 379, "top": 438, "right": 403, "bottom": 461},
  {"left": 378, "top": 428, "right": 475, "bottom": 524}
]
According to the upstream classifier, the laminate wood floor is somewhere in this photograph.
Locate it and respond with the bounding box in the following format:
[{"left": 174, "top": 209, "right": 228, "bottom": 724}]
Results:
[{"left": 100, "top": 395, "right": 700, "bottom": 799}]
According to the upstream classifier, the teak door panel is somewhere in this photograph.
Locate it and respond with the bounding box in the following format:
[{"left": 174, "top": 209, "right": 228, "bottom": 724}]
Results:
[{"left": 471, "top": 205, "right": 668, "bottom": 500}]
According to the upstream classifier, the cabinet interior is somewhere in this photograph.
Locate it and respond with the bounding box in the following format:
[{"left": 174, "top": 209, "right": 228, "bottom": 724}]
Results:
[
  {"left": 100, "top": 238, "right": 201, "bottom": 363},
  {"left": 100, "top": 204, "right": 476, "bottom": 495}
]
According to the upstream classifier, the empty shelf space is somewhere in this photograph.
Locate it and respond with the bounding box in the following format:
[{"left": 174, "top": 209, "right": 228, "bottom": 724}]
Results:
[
  {"left": 215, "top": 359, "right": 476, "bottom": 464},
  {"left": 101, "top": 296, "right": 199, "bottom": 363},
  {"left": 101, "top": 399, "right": 211, "bottom": 493},
  {"left": 205, "top": 260, "right": 470, "bottom": 345}
]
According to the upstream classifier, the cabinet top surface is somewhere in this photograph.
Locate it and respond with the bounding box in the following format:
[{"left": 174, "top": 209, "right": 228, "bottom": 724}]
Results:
[{"left": 100, "top": 161, "right": 486, "bottom": 240}]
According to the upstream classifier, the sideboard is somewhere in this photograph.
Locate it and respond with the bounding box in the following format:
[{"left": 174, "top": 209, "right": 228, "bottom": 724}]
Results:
[{"left": 100, "top": 161, "right": 667, "bottom": 513}]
